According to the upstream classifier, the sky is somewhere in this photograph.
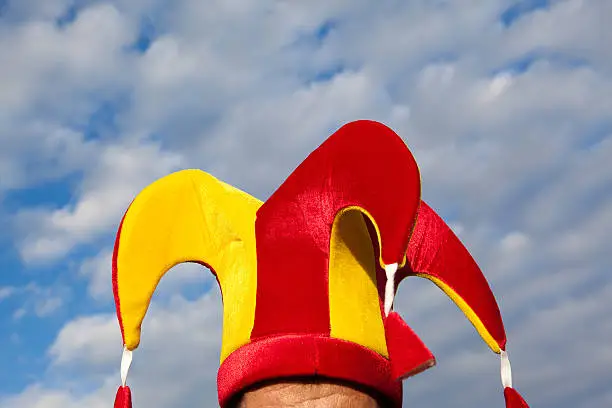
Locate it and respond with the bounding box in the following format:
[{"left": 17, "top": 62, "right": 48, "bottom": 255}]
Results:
[{"left": 0, "top": 0, "right": 610, "bottom": 407}]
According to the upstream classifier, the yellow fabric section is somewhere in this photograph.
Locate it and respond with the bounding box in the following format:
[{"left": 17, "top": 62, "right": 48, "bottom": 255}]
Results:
[
  {"left": 338, "top": 207, "right": 407, "bottom": 270},
  {"left": 329, "top": 208, "right": 389, "bottom": 358},
  {"left": 115, "top": 169, "right": 262, "bottom": 362},
  {"left": 414, "top": 273, "right": 501, "bottom": 353}
]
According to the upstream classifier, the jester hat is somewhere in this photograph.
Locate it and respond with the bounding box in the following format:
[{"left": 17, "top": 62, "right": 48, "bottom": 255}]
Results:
[{"left": 111, "top": 120, "right": 530, "bottom": 408}]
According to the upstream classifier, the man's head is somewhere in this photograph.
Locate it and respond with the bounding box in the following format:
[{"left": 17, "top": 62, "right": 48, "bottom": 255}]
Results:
[{"left": 232, "top": 379, "right": 386, "bottom": 408}]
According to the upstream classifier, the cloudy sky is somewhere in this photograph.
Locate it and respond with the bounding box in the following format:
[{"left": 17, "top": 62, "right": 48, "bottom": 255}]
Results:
[{"left": 0, "top": 0, "right": 610, "bottom": 407}]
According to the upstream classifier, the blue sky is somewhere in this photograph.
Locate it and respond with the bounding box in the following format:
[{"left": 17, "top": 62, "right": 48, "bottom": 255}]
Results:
[{"left": 0, "top": 1, "right": 611, "bottom": 407}]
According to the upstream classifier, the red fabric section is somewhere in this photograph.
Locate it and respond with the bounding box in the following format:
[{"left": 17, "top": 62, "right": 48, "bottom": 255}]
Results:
[
  {"left": 399, "top": 201, "right": 507, "bottom": 349},
  {"left": 504, "top": 387, "right": 530, "bottom": 408},
  {"left": 384, "top": 312, "right": 435, "bottom": 380},
  {"left": 112, "top": 208, "right": 131, "bottom": 346},
  {"left": 217, "top": 335, "right": 402, "bottom": 408},
  {"left": 113, "top": 386, "right": 132, "bottom": 408},
  {"left": 252, "top": 120, "right": 421, "bottom": 338}
]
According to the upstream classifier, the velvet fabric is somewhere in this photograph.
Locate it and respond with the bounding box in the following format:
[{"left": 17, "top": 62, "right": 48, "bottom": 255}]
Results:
[
  {"left": 110, "top": 120, "right": 532, "bottom": 408},
  {"left": 384, "top": 312, "right": 436, "bottom": 380},
  {"left": 401, "top": 201, "right": 506, "bottom": 352},
  {"left": 217, "top": 334, "right": 403, "bottom": 407},
  {"left": 504, "top": 387, "right": 531, "bottom": 408},
  {"left": 251, "top": 120, "right": 421, "bottom": 339},
  {"left": 113, "top": 386, "right": 132, "bottom": 408}
]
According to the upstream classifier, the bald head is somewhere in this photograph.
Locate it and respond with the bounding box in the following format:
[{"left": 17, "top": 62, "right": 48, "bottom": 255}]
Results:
[{"left": 233, "top": 379, "right": 386, "bottom": 408}]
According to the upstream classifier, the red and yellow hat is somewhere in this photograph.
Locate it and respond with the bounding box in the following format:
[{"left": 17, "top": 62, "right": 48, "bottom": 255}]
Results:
[{"left": 111, "top": 120, "right": 530, "bottom": 408}]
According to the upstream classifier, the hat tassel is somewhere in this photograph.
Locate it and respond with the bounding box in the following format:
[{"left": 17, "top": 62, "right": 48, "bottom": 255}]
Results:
[
  {"left": 114, "top": 347, "right": 133, "bottom": 408},
  {"left": 114, "top": 386, "right": 132, "bottom": 408},
  {"left": 501, "top": 350, "right": 530, "bottom": 407},
  {"left": 504, "top": 387, "right": 529, "bottom": 408}
]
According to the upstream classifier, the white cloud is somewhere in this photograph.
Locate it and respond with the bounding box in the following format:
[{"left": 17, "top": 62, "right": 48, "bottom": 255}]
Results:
[
  {"left": 0, "top": 0, "right": 72, "bottom": 22},
  {"left": 6, "top": 283, "right": 68, "bottom": 319},
  {"left": 13, "top": 308, "right": 27, "bottom": 320},
  {"left": 481, "top": 72, "right": 514, "bottom": 101},
  {"left": 0, "top": 286, "right": 16, "bottom": 301},
  {"left": 0, "top": 383, "right": 114, "bottom": 408},
  {"left": 499, "top": 231, "right": 531, "bottom": 254},
  {"left": 48, "top": 314, "right": 121, "bottom": 368},
  {"left": 498, "top": 0, "right": 612, "bottom": 70},
  {"left": 26, "top": 289, "right": 224, "bottom": 408},
  {"left": 78, "top": 249, "right": 113, "bottom": 302},
  {"left": 1, "top": 0, "right": 611, "bottom": 407},
  {"left": 34, "top": 296, "right": 63, "bottom": 317},
  {"left": 0, "top": 2, "right": 137, "bottom": 191},
  {"left": 16, "top": 141, "right": 183, "bottom": 263},
  {"left": 0, "top": 3, "right": 135, "bottom": 109}
]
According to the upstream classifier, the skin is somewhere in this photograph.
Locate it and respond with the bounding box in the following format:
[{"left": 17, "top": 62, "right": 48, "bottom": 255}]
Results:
[{"left": 234, "top": 379, "right": 385, "bottom": 408}]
